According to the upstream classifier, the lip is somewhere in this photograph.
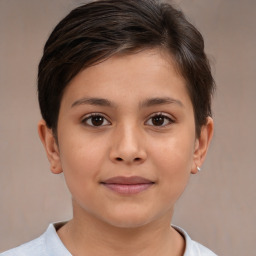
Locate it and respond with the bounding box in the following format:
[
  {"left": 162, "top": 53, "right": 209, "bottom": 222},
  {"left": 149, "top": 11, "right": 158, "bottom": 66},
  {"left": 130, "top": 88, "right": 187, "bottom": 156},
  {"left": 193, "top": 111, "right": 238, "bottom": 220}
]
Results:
[{"left": 101, "top": 176, "right": 155, "bottom": 195}]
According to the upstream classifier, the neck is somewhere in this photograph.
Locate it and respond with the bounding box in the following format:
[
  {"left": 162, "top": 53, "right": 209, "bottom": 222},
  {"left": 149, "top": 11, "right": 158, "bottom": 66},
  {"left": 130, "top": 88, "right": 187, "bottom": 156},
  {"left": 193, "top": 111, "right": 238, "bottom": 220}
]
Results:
[{"left": 57, "top": 203, "right": 184, "bottom": 256}]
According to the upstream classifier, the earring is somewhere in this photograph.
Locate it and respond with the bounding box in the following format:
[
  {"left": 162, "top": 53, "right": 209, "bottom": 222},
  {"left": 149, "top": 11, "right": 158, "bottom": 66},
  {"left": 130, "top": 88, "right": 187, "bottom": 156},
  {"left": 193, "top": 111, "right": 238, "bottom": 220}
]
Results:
[{"left": 197, "top": 166, "right": 201, "bottom": 172}]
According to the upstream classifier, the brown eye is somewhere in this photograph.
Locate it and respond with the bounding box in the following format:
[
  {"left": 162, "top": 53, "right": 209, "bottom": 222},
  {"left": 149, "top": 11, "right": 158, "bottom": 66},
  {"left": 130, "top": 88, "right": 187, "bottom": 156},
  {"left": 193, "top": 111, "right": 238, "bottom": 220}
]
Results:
[
  {"left": 91, "top": 115, "right": 104, "bottom": 126},
  {"left": 152, "top": 115, "right": 165, "bottom": 126},
  {"left": 146, "top": 114, "right": 173, "bottom": 127},
  {"left": 83, "top": 114, "right": 110, "bottom": 127}
]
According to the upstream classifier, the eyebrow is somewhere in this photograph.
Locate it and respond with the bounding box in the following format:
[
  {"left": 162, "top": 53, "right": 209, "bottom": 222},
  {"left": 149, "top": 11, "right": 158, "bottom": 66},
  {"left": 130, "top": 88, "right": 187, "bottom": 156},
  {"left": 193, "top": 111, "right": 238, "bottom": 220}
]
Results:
[
  {"left": 71, "top": 96, "right": 183, "bottom": 108},
  {"left": 71, "top": 97, "right": 115, "bottom": 108},
  {"left": 139, "top": 97, "right": 184, "bottom": 108}
]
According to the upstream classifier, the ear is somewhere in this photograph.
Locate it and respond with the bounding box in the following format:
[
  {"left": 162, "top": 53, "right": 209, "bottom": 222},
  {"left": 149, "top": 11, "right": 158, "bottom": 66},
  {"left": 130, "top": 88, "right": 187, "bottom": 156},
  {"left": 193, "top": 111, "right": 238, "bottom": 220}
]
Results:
[
  {"left": 191, "top": 117, "right": 214, "bottom": 174},
  {"left": 37, "top": 119, "right": 62, "bottom": 174}
]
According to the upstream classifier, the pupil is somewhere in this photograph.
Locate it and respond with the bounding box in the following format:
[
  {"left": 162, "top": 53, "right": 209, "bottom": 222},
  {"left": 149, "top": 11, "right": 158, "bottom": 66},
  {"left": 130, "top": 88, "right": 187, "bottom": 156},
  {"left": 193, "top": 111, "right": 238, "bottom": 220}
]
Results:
[
  {"left": 152, "top": 116, "right": 164, "bottom": 126},
  {"left": 92, "top": 116, "right": 104, "bottom": 126}
]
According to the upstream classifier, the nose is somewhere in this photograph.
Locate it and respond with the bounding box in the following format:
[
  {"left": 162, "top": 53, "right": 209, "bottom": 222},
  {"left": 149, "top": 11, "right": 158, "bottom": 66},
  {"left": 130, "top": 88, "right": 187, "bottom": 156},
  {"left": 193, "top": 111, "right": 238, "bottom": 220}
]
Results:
[{"left": 109, "top": 124, "right": 147, "bottom": 165}]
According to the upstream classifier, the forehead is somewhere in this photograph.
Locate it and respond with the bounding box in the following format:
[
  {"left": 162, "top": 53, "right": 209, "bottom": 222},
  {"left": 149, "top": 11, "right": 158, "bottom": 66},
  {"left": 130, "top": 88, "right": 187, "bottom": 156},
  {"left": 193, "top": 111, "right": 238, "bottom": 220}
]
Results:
[{"left": 61, "top": 49, "right": 191, "bottom": 109}]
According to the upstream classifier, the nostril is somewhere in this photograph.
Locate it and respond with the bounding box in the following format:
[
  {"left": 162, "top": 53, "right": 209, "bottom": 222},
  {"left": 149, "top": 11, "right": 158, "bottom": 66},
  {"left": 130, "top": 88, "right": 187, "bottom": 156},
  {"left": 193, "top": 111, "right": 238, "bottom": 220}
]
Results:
[{"left": 113, "top": 156, "right": 144, "bottom": 163}]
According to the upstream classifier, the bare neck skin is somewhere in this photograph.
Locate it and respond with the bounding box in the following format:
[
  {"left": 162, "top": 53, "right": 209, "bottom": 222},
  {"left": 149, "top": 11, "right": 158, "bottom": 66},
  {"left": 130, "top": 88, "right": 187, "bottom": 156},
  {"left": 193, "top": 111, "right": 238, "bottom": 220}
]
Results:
[{"left": 57, "top": 201, "right": 185, "bottom": 256}]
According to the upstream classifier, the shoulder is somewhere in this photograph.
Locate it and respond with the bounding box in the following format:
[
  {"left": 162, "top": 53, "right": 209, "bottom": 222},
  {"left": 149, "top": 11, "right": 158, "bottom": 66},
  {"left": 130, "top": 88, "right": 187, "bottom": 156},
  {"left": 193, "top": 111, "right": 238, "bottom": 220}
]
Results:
[
  {"left": 172, "top": 225, "right": 218, "bottom": 256},
  {"left": 0, "top": 222, "right": 71, "bottom": 256},
  {"left": 0, "top": 236, "right": 46, "bottom": 256},
  {"left": 189, "top": 240, "right": 217, "bottom": 256}
]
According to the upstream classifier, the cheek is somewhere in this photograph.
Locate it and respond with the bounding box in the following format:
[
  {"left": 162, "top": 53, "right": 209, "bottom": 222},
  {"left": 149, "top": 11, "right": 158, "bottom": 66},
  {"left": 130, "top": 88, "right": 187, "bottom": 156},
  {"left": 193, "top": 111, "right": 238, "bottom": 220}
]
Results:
[
  {"left": 151, "top": 133, "right": 195, "bottom": 171},
  {"left": 57, "top": 134, "right": 107, "bottom": 194},
  {"left": 149, "top": 132, "right": 195, "bottom": 196}
]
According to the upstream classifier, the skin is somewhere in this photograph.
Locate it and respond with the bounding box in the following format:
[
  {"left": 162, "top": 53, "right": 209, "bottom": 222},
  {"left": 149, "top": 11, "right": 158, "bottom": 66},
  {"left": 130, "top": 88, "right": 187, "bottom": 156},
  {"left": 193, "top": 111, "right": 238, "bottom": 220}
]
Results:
[{"left": 38, "top": 49, "right": 213, "bottom": 256}]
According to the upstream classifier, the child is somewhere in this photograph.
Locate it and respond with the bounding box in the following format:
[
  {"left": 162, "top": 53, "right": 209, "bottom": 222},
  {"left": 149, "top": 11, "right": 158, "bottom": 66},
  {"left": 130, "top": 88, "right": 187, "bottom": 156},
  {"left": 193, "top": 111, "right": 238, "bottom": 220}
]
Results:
[{"left": 1, "top": 0, "right": 217, "bottom": 255}]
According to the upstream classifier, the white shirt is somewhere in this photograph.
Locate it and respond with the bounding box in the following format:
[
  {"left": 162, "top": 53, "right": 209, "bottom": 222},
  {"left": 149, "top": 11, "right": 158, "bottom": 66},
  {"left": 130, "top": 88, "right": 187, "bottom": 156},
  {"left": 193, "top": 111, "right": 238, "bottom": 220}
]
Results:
[{"left": 0, "top": 223, "right": 217, "bottom": 256}]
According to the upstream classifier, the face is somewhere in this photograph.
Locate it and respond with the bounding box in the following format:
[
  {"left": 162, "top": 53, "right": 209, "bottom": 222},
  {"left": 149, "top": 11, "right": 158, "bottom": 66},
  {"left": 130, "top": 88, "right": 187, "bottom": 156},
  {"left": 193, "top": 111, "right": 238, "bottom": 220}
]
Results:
[{"left": 39, "top": 49, "right": 212, "bottom": 228}]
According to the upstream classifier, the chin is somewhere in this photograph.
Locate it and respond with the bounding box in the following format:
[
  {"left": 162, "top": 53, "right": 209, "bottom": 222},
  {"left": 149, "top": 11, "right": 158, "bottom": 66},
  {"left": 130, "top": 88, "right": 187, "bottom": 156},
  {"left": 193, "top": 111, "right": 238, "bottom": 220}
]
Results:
[
  {"left": 107, "top": 218, "right": 151, "bottom": 229},
  {"left": 99, "top": 209, "right": 158, "bottom": 229}
]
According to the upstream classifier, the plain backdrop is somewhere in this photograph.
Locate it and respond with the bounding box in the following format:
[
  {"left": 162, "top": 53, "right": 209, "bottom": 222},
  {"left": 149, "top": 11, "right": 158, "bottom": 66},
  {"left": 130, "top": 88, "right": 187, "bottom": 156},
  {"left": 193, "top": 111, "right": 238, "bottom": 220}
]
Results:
[{"left": 0, "top": 0, "right": 255, "bottom": 255}]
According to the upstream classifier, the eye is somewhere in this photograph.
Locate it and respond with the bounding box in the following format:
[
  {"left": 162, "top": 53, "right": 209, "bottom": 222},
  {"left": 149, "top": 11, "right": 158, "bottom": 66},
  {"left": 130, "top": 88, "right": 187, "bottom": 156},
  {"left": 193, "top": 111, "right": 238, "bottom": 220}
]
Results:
[
  {"left": 145, "top": 113, "right": 174, "bottom": 127},
  {"left": 82, "top": 113, "right": 111, "bottom": 127}
]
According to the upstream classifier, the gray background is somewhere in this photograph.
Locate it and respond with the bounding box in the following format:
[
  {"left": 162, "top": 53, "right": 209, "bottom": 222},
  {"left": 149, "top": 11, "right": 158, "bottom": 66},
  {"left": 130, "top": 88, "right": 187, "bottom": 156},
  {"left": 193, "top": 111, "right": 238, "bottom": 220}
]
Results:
[{"left": 0, "top": 0, "right": 255, "bottom": 255}]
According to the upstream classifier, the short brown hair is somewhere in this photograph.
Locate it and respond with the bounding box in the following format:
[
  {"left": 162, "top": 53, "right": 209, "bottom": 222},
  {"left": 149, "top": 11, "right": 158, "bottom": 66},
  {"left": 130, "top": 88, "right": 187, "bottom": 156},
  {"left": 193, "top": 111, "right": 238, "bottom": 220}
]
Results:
[{"left": 38, "top": 0, "right": 215, "bottom": 137}]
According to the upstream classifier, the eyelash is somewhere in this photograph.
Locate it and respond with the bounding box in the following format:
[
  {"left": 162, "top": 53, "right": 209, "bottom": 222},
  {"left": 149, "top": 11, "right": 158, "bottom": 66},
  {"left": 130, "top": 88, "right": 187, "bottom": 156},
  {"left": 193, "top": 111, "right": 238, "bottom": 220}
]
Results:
[
  {"left": 81, "top": 113, "right": 111, "bottom": 127},
  {"left": 145, "top": 112, "right": 174, "bottom": 127},
  {"left": 81, "top": 112, "right": 174, "bottom": 127}
]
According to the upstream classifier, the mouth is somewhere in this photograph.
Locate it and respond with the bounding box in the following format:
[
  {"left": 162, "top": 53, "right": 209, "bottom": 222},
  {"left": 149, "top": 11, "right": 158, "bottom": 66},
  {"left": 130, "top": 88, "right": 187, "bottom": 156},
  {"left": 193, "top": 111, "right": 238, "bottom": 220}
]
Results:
[{"left": 100, "top": 176, "right": 155, "bottom": 195}]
